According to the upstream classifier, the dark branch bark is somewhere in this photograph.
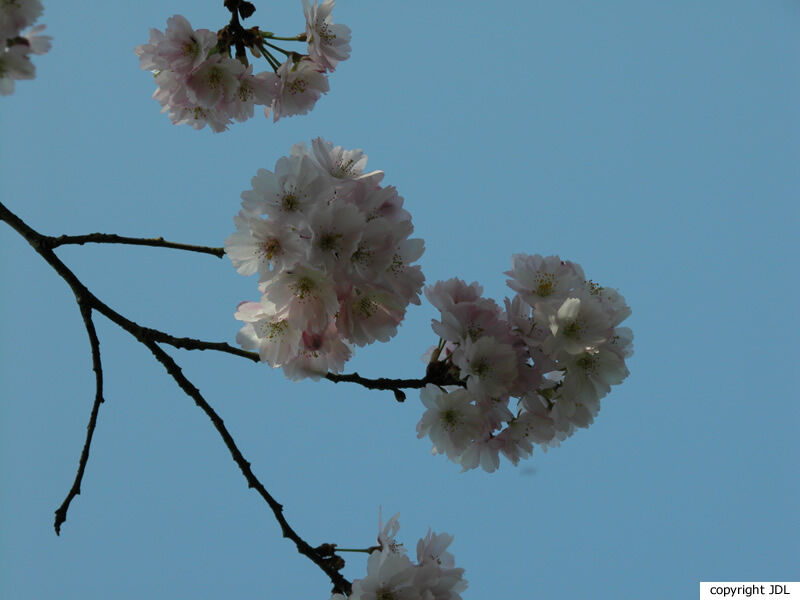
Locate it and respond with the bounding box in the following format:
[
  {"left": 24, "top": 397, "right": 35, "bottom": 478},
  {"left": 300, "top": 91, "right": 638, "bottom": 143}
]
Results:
[
  {"left": 143, "top": 339, "right": 351, "bottom": 595},
  {"left": 0, "top": 201, "right": 350, "bottom": 594},
  {"left": 0, "top": 205, "right": 251, "bottom": 362},
  {"left": 324, "top": 362, "right": 464, "bottom": 402},
  {"left": 48, "top": 233, "right": 225, "bottom": 258},
  {"left": 53, "top": 299, "right": 105, "bottom": 535},
  {"left": 324, "top": 372, "right": 430, "bottom": 391},
  {"left": 143, "top": 329, "right": 259, "bottom": 362}
]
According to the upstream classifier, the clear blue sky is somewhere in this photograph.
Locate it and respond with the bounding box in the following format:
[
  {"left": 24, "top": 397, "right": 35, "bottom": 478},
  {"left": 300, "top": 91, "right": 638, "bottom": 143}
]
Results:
[{"left": 1, "top": 1, "right": 798, "bottom": 598}]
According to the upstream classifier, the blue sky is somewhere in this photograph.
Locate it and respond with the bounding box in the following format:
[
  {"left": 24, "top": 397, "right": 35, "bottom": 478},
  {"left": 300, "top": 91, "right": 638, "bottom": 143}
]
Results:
[{"left": 1, "top": 1, "right": 798, "bottom": 598}]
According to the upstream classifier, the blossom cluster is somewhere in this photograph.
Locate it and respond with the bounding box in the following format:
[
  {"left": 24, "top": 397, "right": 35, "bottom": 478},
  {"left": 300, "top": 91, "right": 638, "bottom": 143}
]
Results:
[
  {"left": 227, "top": 138, "right": 424, "bottom": 380},
  {"left": 134, "top": 1, "right": 350, "bottom": 132},
  {"left": 331, "top": 513, "right": 467, "bottom": 600},
  {"left": 418, "top": 255, "right": 633, "bottom": 472},
  {"left": 0, "top": 0, "right": 50, "bottom": 96}
]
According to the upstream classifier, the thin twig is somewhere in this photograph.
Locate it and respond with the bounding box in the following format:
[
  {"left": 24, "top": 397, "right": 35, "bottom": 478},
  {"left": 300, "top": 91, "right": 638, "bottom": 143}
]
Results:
[
  {"left": 324, "top": 361, "right": 463, "bottom": 402},
  {"left": 0, "top": 205, "right": 251, "bottom": 364},
  {"left": 324, "top": 372, "right": 426, "bottom": 402},
  {"left": 143, "top": 339, "right": 351, "bottom": 595},
  {"left": 53, "top": 299, "right": 105, "bottom": 535},
  {"left": 48, "top": 233, "right": 225, "bottom": 258},
  {"left": 143, "top": 329, "right": 259, "bottom": 362}
]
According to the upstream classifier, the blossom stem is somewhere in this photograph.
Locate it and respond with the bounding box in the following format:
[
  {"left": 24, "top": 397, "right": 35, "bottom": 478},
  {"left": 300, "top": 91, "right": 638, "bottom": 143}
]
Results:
[
  {"left": 262, "top": 34, "right": 306, "bottom": 42},
  {"left": 261, "top": 46, "right": 282, "bottom": 71},
  {"left": 433, "top": 338, "right": 446, "bottom": 361},
  {"left": 261, "top": 39, "right": 292, "bottom": 56}
]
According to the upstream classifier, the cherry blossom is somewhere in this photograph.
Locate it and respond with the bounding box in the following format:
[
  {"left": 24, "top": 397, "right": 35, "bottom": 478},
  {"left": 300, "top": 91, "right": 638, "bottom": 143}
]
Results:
[
  {"left": 542, "top": 291, "right": 616, "bottom": 357},
  {"left": 303, "top": 0, "right": 351, "bottom": 72},
  {"left": 0, "top": 45, "right": 33, "bottom": 95},
  {"left": 455, "top": 336, "right": 519, "bottom": 398},
  {"left": 419, "top": 254, "right": 633, "bottom": 471},
  {"left": 377, "top": 509, "right": 403, "bottom": 554},
  {"left": 416, "top": 386, "right": 485, "bottom": 462},
  {"left": 271, "top": 56, "right": 329, "bottom": 121},
  {"left": 135, "top": 14, "right": 216, "bottom": 75},
  {"left": 136, "top": 1, "right": 351, "bottom": 130},
  {"left": 225, "top": 212, "right": 305, "bottom": 278},
  {"left": 135, "top": 15, "right": 281, "bottom": 132},
  {"left": 0, "top": 0, "right": 49, "bottom": 96},
  {"left": 234, "top": 300, "right": 301, "bottom": 366},
  {"left": 334, "top": 514, "right": 467, "bottom": 600},
  {"left": 240, "top": 154, "right": 328, "bottom": 220},
  {"left": 307, "top": 137, "right": 383, "bottom": 186},
  {"left": 185, "top": 54, "right": 247, "bottom": 108},
  {"left": 3, "top": 3, "right": 640, "bottom": 598},
  {"left": 0, "top": 0, "right": 42, "bottom": 41},
  {"left": 228, "top": 139, "right": 424, "bottom": 379},
  {"left": 505, "top": 253, "right": 586, "bottom": 310}
]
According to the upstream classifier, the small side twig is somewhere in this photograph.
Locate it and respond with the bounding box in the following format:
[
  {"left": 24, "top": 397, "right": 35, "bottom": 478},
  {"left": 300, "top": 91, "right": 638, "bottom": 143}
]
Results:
[
  {"left": 53, "top": 299, "right": 105, "bottom": 535},
  {"left": 143, "top": 329, "right": 259, "bottom": 362},
  {"left": 48, "top": 233, "right": 225, "bottom": 258},
  {"left": 325, "top": 361, "right": 463, "bottom": 402},
  {"left": 324, "top": 372, "right": 428, "bottom": 402}
]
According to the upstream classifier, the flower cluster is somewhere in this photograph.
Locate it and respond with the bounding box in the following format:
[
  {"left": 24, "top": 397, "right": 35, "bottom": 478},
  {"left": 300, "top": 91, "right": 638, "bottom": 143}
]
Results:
[
  {"left": 227, "top": 138, "right": 425, "bottom": 380},
  {"left": 331, "top": 513, "right": 467, "bottom": 600},
  {"left": 418, "top": 255, "right": 633, "bottom": 472},
  {"left": 0, "top": 0, "right": 50, "bottom": 96},
  {"left": 134, "top": 1, "right": 350, "bottom": 132}
]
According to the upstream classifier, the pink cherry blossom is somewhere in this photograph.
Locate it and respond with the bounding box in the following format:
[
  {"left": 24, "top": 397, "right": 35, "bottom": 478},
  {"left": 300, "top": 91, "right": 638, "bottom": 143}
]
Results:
[
  {"left": 416, "top": 386, "right": 485, "bottom": 462},
  {"left": 234, "top": 300, "right": 301, "bottom": 367},
  {"left": 135, "top": 15, "right": 217, "bottom": 74},
  {"left": 186, "top": 55, "right": 246, "bottom": 108},
  {"left": 135, "top": 15, "right": 280, "bottom": 131},
  {"left": 282, "top": 321, "right": 352, "bottom": 380},
  {"left": 225, "top": 213, "right": 306, "bottom": 278},
  {"left": 271, "top": 56, "right": 329, "bottom": 121},
  {"left": 0, "top": 0, "right": 42, "bottom": 41},
  {"left": 22, "top": 23, "right": 49, "bottom": 54},
  {"left": 303, "top": 0, "right": 351, "bottom": 72},
  {"left": 1, "top": 0, "right": 48, "bottom": 96},
  {"left": 505, "top": 253, "right": 586, "bottom": 310},
  {"left": 308, "top": 138, "right": 383, "bottom": 186},
  {"left": 341, "top": 514, "right": 467, "bottom": 600},
  {"left": 455, "top": 336, "right": 519, "bottom": 398},
  {"left": 420, "top": 254, "right": 632, "bottom": 471},
  {"left": 241, "top": 154, "right": 328, "bottom": 220},
  {"left": 0, "top": 44, "right": 34, "bottom": 95},
  {"left": 229, "top": 140, "right": 424, "bottom": 379},
  {"left": 260, "top": 263, "right": 339, "bottom": 330}
]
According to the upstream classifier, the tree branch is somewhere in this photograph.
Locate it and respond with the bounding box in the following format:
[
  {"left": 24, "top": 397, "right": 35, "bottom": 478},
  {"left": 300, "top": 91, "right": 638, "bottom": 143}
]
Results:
[
  {"left": 324, "top": 361, "right": 463, "bottom": 402},
  {"left": 143, "top": 338, "right": 351, "bottom": 595},
  {"left": 1, "top": 201, "right": 349, "bottom": 593},
  {"left": 48, "top": 233, "right": 225, "bottom": 258},
  {"left": 53, "top": 299, "right": 105, "bottom": 535},
  {"left": 324, "top": 372, "right": 424, "bottom": 402},
  {"left": 1, "top": 200, "right": 458, "bottom": 592},
  {"left": 2, "top": 203, "right": 453, "bottom": 391},
  {"left": 143, "top": 329, "right": 259, "bottom": 362}
]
